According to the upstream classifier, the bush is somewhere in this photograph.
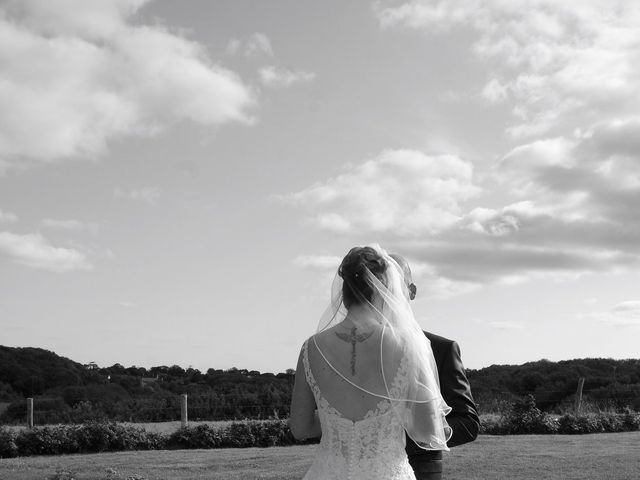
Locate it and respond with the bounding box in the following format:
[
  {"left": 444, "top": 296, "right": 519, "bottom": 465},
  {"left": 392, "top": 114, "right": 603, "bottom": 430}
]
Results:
[
  {"left": 71, "top": 421, "right": 165, "bottom": 453},
  {"left": 72, "top": 421, "right": 120, "bottom": 452},
  {"left": 0, "top": 426, "right": 18, "bottom": 458},
  {"left": 102, "top": 423, "right": 165, "bottom": 451},
  {"left": 165, "top": 420, "right": 315, "bottom": 450},
  {"left": 246, "top": 419, "right": 296, "bottom": 447},
  {"left": 622, "top": 408, "right": 640, "bottom": 431},
  {"left": 558, "top": 413, "right": 600, "bottom": 434},
  {"left": 503, "top": 395, "right": 559, "bottom": 434},
  {"left": 11, "top": 422, "right": 166, "bottom": 456},
  {"left": 557, "top": 410, "right": 640, "bottom": 434},
  {"left": 3, "top": 408, "right": 639, "bottom": 457},
  {"left": 479, "top": 414, "right": 510, "bottom": 435},
  {"left": 598, "top": 412, "right": 624, "bottom": 432},
  {"left": 3, "top": 419, "right": 317, "bottom": 457},
  {"left": 222, "top": 421, "right": 255, "bottom": 448},
  {"left": 15, "top": 426, "right": 73, "bottom": 456},
  {"left": 167, "top": 424, "right": 222, "bottom": 449}
]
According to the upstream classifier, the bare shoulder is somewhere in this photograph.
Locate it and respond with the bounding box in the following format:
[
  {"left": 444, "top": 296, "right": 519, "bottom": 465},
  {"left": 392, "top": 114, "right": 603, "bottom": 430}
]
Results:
[{"left": 310, "top": 326, "right": 341, "bottom": 345}]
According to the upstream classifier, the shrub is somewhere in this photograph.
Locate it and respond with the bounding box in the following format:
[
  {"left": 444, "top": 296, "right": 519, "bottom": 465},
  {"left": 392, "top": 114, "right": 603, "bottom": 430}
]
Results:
[
  {"left": 597, "top": 412, "right": 624, "bottom": 432},
  {"left": 0, "top": 426, "right": 18, "bottom": 458},
  {"left": 479, "top": 414, "right": 510, "bottom": 435},
  {"left": 103, "top": 423, "right": 165, "bottom": 451},
  {"left": 167, "top": 424, "right": 222, "bottom": 449},
  {"left": 165, "top": 419, "right": 314, "bottom": 450},
  {"left": 557, "top": 411, "right": 640, "bottom": 434},
  {"left": 222, "top": 421, "right": 255, "bottom": 448},
  {"left": 12, "top": 421, "right": 168, "bottom": 456},
  {"left": 71, "top": 421, "right": 165, "bottom": 453},
  {"left": 3, "top": 410, "right": 639, "bottom": 458},
  {"left": 558, "top": 413, "right": 599, "bottom": 434},
  {"left": 248, "top": 419, "right": 294, "bottom": 447},
  {"left": 4, "top": 420, "right": 316, "bottom": 457},
  {"left": 503, "top": 395, "right": 559, "bottom": 434},
  {"left": 622, "top": 408, "right": 640, "bottom": 431},
  {"left": 72, "top": 421, "right": 120, "bottom": 452},
  {"left": 17, "top": 424, "right": 89, "bottom": 455}
]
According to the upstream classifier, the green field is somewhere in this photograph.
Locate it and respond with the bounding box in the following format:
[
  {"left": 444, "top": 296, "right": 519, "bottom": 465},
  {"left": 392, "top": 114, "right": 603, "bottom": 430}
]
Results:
[{"left": 1, "top": 432, "right": 638, "bottom": 480}]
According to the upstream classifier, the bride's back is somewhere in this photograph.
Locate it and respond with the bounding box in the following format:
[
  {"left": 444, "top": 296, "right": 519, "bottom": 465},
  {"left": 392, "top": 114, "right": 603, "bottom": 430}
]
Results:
[{"left": 307, "top": 322, "right": 402, "bottom": 422}]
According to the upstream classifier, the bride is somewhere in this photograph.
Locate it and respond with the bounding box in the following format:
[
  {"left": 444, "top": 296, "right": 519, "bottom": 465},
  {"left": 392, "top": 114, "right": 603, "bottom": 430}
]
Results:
[{"left": 289, "top": 245, "right": 452, "bottom": 480}]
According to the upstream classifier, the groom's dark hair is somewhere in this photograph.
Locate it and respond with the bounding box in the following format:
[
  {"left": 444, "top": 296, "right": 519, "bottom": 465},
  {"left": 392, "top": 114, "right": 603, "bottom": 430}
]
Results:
[
  {"left": 338, "top": 246, "right": 387, "bottom": 308},
  {"left": 389, "top": 253, "right": 417, "bottom": 300}
]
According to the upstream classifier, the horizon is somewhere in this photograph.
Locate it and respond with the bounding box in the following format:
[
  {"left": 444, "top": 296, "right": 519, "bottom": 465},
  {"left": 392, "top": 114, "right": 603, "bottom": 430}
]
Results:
[
  {"left": 2, "top": 343, "right": 639, "bottom": 375},
  {"left": 2, "top": 1, "right": 640, "bottom": 374}
]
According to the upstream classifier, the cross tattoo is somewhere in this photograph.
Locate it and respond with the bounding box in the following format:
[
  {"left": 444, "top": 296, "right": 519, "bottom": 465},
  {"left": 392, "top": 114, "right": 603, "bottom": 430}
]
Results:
[{"left": 335, "top": 326, "right": 374, "bottom": 375}]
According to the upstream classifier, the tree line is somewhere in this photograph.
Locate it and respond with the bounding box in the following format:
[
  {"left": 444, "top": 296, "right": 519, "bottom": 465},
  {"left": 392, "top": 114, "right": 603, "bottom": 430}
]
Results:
[
  {"left": 467, "top": 357, "right": 640, "bottom": 412},
  {"left": 1, "top": 346, "right": 638, "bottom": 424}
]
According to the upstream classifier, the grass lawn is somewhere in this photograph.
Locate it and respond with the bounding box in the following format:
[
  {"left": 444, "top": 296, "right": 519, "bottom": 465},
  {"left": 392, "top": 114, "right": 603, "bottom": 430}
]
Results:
[{"left": 1, "top": 432, "right": 638, "bottom": 480}]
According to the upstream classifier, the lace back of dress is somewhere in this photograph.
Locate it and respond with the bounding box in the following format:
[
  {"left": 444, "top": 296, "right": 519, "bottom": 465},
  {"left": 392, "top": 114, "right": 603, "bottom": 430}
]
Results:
[{"left": 301, "top": 338, "right": 416, "bottom": 480}]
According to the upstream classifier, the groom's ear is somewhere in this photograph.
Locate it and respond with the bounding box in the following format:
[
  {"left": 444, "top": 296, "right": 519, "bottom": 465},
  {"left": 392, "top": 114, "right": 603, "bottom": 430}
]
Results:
[{"left": 409, "top": 283, "right": 417, "bottom": 301}]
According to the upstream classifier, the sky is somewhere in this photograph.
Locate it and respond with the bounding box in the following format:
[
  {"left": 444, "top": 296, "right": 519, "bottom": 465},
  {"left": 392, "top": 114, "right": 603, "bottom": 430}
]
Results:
[{"left": 1, "top": 0, "right": 640, "bottom": 374}]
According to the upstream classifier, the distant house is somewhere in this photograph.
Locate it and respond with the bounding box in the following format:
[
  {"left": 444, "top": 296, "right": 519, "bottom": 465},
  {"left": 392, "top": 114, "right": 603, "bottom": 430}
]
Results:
[{"left": 84, "top": 362, "right": 99, "bottom": 371}]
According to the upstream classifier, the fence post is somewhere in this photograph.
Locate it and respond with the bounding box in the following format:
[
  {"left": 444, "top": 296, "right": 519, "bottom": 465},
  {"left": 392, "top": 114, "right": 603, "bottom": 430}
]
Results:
[
  {"left": 574, "top": 377, "right": 585, "bottom": 413},
  {"left": 181, "top": 394, "right": 188, "bottom": 427},
  {"left": 27, "top": 397, "right": 34, "bottom": 428}
]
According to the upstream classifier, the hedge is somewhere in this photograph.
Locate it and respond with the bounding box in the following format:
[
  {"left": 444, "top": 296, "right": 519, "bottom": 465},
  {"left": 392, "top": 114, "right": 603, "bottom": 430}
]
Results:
[
  {"left": 0, "top": 420, "right": 317, "bottom": 458},
  {"left": 479, "top": 396, "right": 640, "bottom": 435},
  {"left": 1, "top": 410, "right": 638, "bottom": 458}
]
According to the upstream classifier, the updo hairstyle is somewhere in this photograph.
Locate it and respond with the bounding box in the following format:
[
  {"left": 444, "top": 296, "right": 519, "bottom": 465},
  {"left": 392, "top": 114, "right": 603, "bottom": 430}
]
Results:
[{"left": 338, "top": 246, "right": 388, "bottom": 309}]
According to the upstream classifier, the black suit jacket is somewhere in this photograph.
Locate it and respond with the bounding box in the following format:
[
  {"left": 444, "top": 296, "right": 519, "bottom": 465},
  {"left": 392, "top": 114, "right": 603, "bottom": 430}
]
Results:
[{"left": 406, "top": 331, "right": 479, "bottom": 462}]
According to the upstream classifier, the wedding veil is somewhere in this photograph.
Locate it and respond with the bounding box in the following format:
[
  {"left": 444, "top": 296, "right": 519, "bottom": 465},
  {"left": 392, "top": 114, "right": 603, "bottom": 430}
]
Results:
[{"left": 313, "top": 244, "right": 452, "bottom": 451}]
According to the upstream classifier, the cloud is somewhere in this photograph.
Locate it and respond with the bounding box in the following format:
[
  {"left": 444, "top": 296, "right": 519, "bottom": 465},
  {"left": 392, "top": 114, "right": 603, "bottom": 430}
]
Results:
[
  {"left": 227, "top": 33, "right": 273, "bottom": 57},
  {"left": 0, "top": 0, "right": 255, "bottom": 170},
  {"left": 0, "top": 231, "right": 91, "bottom": 272},
  {"left": 42, "top": 218, "right": 100, "bottom": 232},
  {"left": 374, "top": 1, "right": 480, "bottom": 31},
  {"left": 114, "top": 187, "right": 161, "bottom": 206},
  {"left": 581, "top": 301, "right": 640, "bottom": 327},
  {"left": 119, "top": 301, "right": 138, "bottom": 308},
  {"left": 374, "top": 1, "right": 640, "bottom": 139},
  {"left": 294, "top": 255, "right": 342, "bottom": 271},
  {"left": 281, "top": 2, "right": 640, "bottom": 293},
  {"left": 282, "top": 149, "right": 481, "bottom": 236},
  {"left": 283, "top": 139, "right": 640, "bottom": 289},
  {"left": 482, "top": 78, "right": 508, "bottom": 104},
  {"left": 402, "top": 240, "right": 628, "bottom": 287},
  {"left": 225, "top": 38, "right": 241, "bottom": 56},
  {"left": 359, "top": 1, "right": 640, "bottom": 289},
  {"left": 0, "top": 209, "right": 18, "bottom": 223},
  {"left": 245, "top": 33, "right": 274, "bottom": 57},
  {"left": 404, "top": 259, "right": 479, "bottom": 298},
  {"left": 259, "top": 66, "right": 316, "bottom": 88}
]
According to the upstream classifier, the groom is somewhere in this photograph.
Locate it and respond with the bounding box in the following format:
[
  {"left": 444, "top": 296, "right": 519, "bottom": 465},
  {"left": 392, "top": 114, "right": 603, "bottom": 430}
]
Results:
[{"left": 390, "top": 254, "right": 479, "bottom": 480}]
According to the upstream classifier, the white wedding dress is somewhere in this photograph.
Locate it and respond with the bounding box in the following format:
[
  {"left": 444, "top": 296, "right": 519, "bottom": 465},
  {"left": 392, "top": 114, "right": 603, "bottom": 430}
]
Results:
[{"left": 301, "top": 339, "right": 416, "bottom": 480}]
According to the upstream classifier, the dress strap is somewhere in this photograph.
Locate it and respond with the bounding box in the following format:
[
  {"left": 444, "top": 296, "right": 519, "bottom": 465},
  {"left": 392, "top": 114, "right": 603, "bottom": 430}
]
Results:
[{"left": 302, "top": 339, "right": 318, "bottom": 394}]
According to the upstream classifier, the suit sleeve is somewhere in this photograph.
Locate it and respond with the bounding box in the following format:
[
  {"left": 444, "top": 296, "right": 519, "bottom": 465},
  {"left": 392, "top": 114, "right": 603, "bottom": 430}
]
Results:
[{"left": 440, "top": 341, "right": 479, "bottom": 447}]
